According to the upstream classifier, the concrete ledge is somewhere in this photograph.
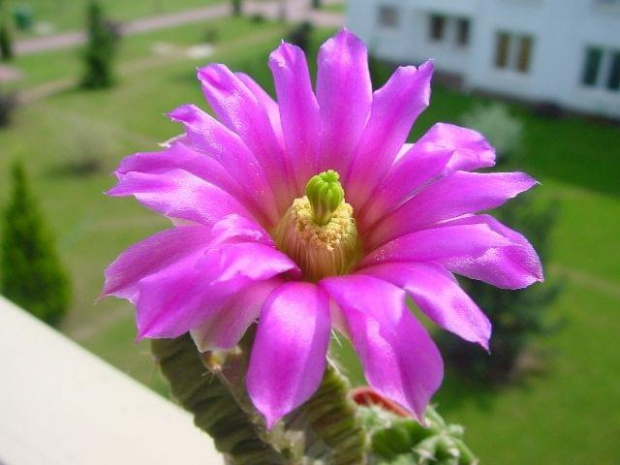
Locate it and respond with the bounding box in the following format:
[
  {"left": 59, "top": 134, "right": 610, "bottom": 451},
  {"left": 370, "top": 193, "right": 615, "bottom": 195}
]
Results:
[{"left": 0, "top": 296, "right": 223, "bottom": 465}]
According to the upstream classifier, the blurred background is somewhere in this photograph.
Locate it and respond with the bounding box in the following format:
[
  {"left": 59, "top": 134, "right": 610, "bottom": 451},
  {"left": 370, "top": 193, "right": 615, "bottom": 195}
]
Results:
[{"left": 0, "top": 0, "right": 618, "bottom": 464}]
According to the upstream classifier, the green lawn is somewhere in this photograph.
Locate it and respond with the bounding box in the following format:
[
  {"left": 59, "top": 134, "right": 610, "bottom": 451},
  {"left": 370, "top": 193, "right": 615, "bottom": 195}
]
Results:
[
  {"left": 12, "top": 0, "right": 223, "bottom": 38},
  {"left": 1, "top": 19, "right": 619, "bottom": 465}
]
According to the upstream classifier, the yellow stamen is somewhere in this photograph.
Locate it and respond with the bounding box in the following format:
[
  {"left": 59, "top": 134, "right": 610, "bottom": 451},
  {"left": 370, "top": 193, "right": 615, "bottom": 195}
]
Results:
[{"left": 273, "top": 196, "right": 360, "bottom": 282}]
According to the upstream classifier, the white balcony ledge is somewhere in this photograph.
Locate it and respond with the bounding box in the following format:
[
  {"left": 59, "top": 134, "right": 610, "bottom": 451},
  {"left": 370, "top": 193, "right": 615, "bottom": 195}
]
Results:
[{"left": 0, "top": 296, "right": 223, "bottom": 465}]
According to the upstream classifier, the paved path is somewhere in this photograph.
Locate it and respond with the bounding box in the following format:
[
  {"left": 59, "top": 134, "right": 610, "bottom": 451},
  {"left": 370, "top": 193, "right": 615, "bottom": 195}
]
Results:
[{"left": 14, "top": 0, "right": 344, "bottom": 55}]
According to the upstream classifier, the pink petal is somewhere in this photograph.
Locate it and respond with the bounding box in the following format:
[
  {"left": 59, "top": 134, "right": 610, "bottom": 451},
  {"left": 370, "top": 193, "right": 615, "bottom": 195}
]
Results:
[
  {"left": 198, "top": 64, "right": 293, "bottom": 213},
  {"left": 168, "top": 105, "right": 278, "bottom": 225},
  {"left": 361, "top": 224, "right": 512, "bottom": 268},
  {"left": 134, "top": 253, "right": 242, "bottom": 339},
  {"left": 209, "top": 214, "right": 273, "bottom": 247},
  {"left": 360, "top": 262, "right": 491, "bottom": 349},
  {"left": 107, "top": 168, "right": 252, "bottom": 227},
  {"left": 360, "top": 123, "right": 495, "bottom": 230},
  {"left": 204, "top": 242, "right": 300, "bottom": 283},
  {"left": 236, "top": 72, "right": 285, "bottom": 148},
  {"left": 320, "top": 274, "right": 404, "bottom": 326},
  {"left": 190, "top": 279, "right": 282, "bottom": 351},
  {"left": 269, "top": 42, "right": 321, "bottom": 194},
  {"left": 247, "top": 282, "right": 331, "bottom": 428},
  {"left": 316, "top": 30, "right": 372, "bottom": 175},
  {"left": 322, "top": 275, "right": 443, "bottom": 422},
  {"left": 439, "top": 214, "right": 544, "bottom": 289},
  {"left": 136, "top": 240, "right": 298, "bottom": 339},
  {"left": 103, "top": 226, "right": 210, "bottom": 300},
  {"left": 367, "top": 171, "right": 538, "bottom": 247},
  {"left": 345, "top": 61, "right": 434, "bottom": 209},
  {"left": 116, "top": 142, "right": 240, "bottom": 201}
]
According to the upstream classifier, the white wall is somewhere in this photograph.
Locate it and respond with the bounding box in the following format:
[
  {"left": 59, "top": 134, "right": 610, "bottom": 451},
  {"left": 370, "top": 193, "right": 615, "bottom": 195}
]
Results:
[{"left": 347, "top": 0, "right": 620, "bottom": 117}]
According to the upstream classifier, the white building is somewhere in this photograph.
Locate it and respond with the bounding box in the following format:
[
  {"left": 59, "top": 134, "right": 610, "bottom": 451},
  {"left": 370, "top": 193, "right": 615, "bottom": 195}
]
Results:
[{"left": 347, "top": 0, "right": 620, "bottom": 118}]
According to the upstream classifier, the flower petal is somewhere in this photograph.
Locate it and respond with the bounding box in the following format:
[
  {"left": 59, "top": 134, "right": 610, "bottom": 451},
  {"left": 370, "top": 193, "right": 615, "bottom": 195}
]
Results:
[
  {"left": 322, "top": 276, "right": 442, "bottom": 421},
  {"left": 116, "top": 142, "right": 239, "bottom": 199},
  {"left": 439, "top": 214, "right": 544, "bottom": 289},
  {"left": 204, "top": 242, "right": 300, "bottom": 283},
  {"left": 316, "top": 30, "right": 372, "bottom": 175},
  {"left": 345, "top": 61, "right": 434, "bottom": 209},
  {"left": 199, "top": 64, "right": 293, "bottom": 212},
  {"left": 102, "top": 226, "right": 210, "bottom": 300},
  {"left": 168, "top": 104, "right": 278, "bottom": 225},
  {"left": 236, "top": 72, "right": 285, "bottom": 147},
  {"left": 361, "top": 224, "right": 512, "bottom": 267},
  {"left": 360, "top": 262, "right": 491, "bottom": 349},
  {"left": 190, "top": 279, "right": 282, "bottom": 351},
  {"left": 360, "top": 123, "right": 495, "bottom": 230},
  {"left": 247, "top": 282, "right": 331, "bottom": 428},
  {"left": 107, "top": 168, "right": 252, "bottom": 227},
  {"left": 320, "top": 274, "right": 404, "bottom": 326},
  {"left": 269, "top": 42, "right": 321, "bottom": 194},
  {"left": 134, "top": 253, "right": 241, "bottom": 339},
  {"left": 209, "top": 214, "right": 273, "bottom": 247},
  {"left": 367, "top": 171, "right": 538, "bottom": 247},
  {"left": 136, "top": 239, "right": 298, "bottom": 339}
]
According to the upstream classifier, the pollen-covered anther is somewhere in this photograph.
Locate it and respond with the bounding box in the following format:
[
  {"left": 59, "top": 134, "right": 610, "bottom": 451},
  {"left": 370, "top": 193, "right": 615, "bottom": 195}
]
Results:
[{"left": 274, "top": 196, "right": 360, "bottom": 282}]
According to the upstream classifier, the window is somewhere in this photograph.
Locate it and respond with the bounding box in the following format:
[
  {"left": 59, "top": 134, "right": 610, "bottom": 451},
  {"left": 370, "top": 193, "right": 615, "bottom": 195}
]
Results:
[
  {"left": 582, "top": 47, "right": 620, "bottom": 91},
  {"left": 429, "top": 14, "right": 446, "bottom": 41},
  {"left": 607, "top": 51, "right": 620, "bottom": 90},
  {"left": 582, "top": 48, "right": 604, "bottom": 86},
  {"left": 378, "top": 5, "right": 398, "bottom": 28},
  {"left": 517, "top": 36, "right": 533, "bottom": 72},
  {"left": 456, "top": 18, "right": 470, "bottom": 46},
  {"left": 494, "top": 32, "right": 534, "bottom": 73},
  {"left": 428, "top": 14, "right": 471, "bottom": 47},
  {"left": 495, "top": 33, "right": 510, "bottom": 68}
]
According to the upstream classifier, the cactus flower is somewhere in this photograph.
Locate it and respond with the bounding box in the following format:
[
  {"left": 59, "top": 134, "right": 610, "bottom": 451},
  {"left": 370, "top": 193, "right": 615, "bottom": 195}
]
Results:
[{"left": 103, "top": 30, "right": 542, "bottom": 428}]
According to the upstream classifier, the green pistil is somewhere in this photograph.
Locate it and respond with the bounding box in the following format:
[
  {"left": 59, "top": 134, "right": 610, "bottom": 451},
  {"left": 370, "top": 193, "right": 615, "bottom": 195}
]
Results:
[{"left": 305, "top": 170, "right": 345, "bottom": 226}]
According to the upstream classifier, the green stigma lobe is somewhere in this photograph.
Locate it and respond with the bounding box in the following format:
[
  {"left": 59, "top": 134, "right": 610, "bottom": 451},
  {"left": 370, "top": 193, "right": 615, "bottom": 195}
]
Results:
[{"left": 305, "top": 170, "right": 345, "bottom": 226}]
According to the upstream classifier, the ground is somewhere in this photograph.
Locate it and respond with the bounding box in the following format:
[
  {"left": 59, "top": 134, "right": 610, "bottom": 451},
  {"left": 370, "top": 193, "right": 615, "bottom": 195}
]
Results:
[{"left": 0, "top": 7, "right": 619, "bottom": 465}]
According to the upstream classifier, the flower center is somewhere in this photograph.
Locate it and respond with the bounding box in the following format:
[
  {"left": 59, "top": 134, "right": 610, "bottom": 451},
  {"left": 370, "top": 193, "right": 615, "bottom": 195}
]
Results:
[{"left": 274, "top": 171, "right": 360, "bottom": 282}]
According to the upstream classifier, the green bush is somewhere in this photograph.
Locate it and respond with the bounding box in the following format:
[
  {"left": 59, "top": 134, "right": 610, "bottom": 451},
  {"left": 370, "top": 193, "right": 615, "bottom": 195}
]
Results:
[
  {"left": 0, "top": 24, "right": 13, "bottom": 62},
  {"left": 1, "top": 163, "right": 71, "bottom": 327},
  {"left": 81, "top": 1, "right": 120, "bottom": 89}
]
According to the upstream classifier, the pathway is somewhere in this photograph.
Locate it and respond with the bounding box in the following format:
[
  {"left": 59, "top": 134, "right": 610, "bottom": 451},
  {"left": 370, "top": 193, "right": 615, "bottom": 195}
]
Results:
[{"left": 14, "top": 0, "right": 344, "bottom": 55}]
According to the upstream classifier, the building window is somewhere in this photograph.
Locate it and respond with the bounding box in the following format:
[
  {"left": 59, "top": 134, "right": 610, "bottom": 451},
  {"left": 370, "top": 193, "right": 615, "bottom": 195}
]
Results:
[
  {"left": 378, "top": 5, "right": 398, "bottom": 28},
  {"left": 429, "top": 14, "right": 446, "bottom": 41},
  {"left": 582, "top": 47, "right": 620, "bottom": 91},
  {"left": 495, "top": 33, "right": 510, "bottom": 68},
  {"left": 456, "top": 18, "right": 470, "bottom": 46},
  {"left": 607, "top": 51, "right": 620, "bottom": 90},
  {"left": 494, "top": 32, "right": 534, "bottom": 73},
  {"left": 517, "top": 36, "right": 533, "bottom": 72},
  {"left": 582, "top": 47, "right": 604, "bottom": 86}
]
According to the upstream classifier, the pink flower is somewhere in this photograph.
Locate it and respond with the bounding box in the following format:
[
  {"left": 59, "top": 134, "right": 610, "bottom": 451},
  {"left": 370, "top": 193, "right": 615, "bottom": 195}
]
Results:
[{"left": 103, "top": 30, "right": 542, "bottom": 427}]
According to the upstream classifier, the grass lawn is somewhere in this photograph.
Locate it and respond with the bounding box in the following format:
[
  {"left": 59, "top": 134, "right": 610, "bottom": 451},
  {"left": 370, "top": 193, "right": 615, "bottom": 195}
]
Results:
[
  {"left": 1, "top": 19, "right": 619, "bottom": 465},
  {"left": 12, "top": 0, "right": 223, "bottom": 38}
]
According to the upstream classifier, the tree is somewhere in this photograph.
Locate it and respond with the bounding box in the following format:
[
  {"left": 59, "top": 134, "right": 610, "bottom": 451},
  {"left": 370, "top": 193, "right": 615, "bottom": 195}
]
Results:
[
  {"left": 231, "top": 0, "right": 242, "bottom": 17},
  {"left": 1, "top": 163, "right": 71, "bottom": 327},
  {"left": 0, "top": 0, "right": 14, "bottom": 62},
  {"left": 81, "top": 1, "right": 119, "bottom": 89},
  {"left": 0, "top": 87, "right": 17, "bottom": 128}
]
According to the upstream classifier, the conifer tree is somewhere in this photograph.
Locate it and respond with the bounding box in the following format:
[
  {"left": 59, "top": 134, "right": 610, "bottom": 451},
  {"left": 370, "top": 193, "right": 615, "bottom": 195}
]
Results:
[
  {"left": 1, "top": 163, "right": 71, "bottom": 327},
  {"left": 81, "top": 1, "right": 119, "bottom": 89},
  {"left": 0, "top": 0, "right": 14, "bottom": 62}
]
